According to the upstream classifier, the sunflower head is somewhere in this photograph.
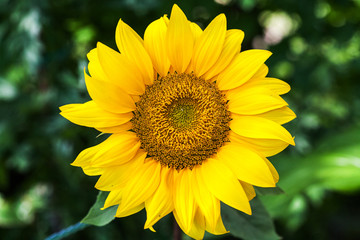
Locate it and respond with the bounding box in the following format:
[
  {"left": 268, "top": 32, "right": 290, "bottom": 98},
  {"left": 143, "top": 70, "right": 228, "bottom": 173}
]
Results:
[
  {"left": 131, "top": 72, "right": 231, "bottom": 170},
  {"left": 60, "top": 4, "right": 295, "bottom": 239}
]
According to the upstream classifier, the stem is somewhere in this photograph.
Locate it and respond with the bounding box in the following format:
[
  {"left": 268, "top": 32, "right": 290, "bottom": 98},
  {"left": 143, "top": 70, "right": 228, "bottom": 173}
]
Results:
[
  {"left": 173, "top": 219, "right": 182, "bottom": 240},
  {"left": 45, "top": 222, "right": 89, "bottom": 240}
]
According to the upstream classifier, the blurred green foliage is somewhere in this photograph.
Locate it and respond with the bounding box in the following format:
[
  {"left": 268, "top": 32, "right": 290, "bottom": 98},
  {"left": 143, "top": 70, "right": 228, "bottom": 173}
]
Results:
[{"left": 1, "top": 0, "right": 360, "bottom": 239}]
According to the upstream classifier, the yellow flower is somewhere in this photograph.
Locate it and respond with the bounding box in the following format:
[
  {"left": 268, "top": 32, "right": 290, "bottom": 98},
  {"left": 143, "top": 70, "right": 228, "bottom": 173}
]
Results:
[{"left": 60, "top": 4, "right": 295, "bottom": 239}]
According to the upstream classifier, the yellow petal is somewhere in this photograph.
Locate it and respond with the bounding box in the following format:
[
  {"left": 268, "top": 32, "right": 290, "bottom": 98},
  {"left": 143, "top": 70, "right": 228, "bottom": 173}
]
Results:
[
  {"left": 173, "top": 169, "right": 196, "bottom": 233},
  {"left": 199, "top": 158, "right": 251, "bottom": 215},
  {"left": 115, "top": 19, "right": 154, "bottom": 85},
  {"left": 226, "top": 83, "right": 282, "bottom": 99},
  {"left": 206, "top": 215, "right": 228, "bottom": 235},
  {"left": 245, "top": 77, "right": 291, "bottom": 95},
  {"left": 100, "top": 153, "right": 147, "bottom": 209},
  {"left": 166, "top": 4, "right": 194, "bottom": 73},
  {"left": 59, "top": 104, "right": 74, "bottom": 111},
  {"left": 192, "top": 166, "right": 220, "bottom": 232},
  {"left": 116, "top": 159, "right": 161, "bottom": 216},
  {"left": 190, "top": 22, "right": 203, "bottom": 41},
  {"left": 60, "top": 101, "right": 132, "bottom": 128},
  {"left": 189, "top": 208, "right": 206, "bottom": 239},
  {"left": 72, "top": 132, "right": 140, "bottom": 168},
  {"left": 217, "top": 50, "right": 272, "bottom": 90},
  {"left": 264, "top": 158, "right": 279, "bottom": 183},
  {"left": 95, "top": 150, "right": 147, "bottom": 191},
  {"left": 144, "top": 166, "right": 174, "bottom": 229},
  {"left": 116, "top": 203, "right": 144, "bottom": 218},
  {"left": 256, "top": 106, "right": 296, "bottom": 125},
  {"left": 144, "top": 16, "right": 170, "bottom": 77},
  {"left": 183, "top": 22, "right": 203, "bottom": 74},
  {"left": 227, "top": 87, "right": 288, "bottom": 115},
  {"left": 102, "top": 189, "right": 122, "bottom": 209},
  {"left": 96, "top": 122, "right": 133, "bottom": 133},
  {"left": 81, "top": 166, "right": 104, "bottom": 176},
  {"left": 97, "top": 42, "right": 145, "bottom": 95},
  {"left": 172, "top": 211, "right": 185, "bottom": 234},
  {"left": 229, "top": 130, "right": 290, "bottom": 157},
  {"left": 87, "top": 48, "right": 108, "bottom": 82},
  {"left": 203, "top": 29, "right": 244, "bottom": 80},
  {"left": 193, "top": 14, "right": 227, "bottom": 76},
  {"left": 173, "top": 208, "right": 205, "bottom": 240},
  {"left": 71, "top": 146, "right": 95, "bottom": 167},
  {"left": 84, "top": 71, "right": 136, "bottom": 114},
  {"left": 91, "top": 135, "right": 140, "bottom": 168},
  {"left": 217, "top": 142, "right": 275, "bottom": 187},
  {"left": 252, "top": 64, "right": 268, "bottom": 78},
  {"left": 230, "top": 115, "right": 295, "bottom": 145},
  {"left": 240, "top": 181, "right": 256, "bottom": 201}
]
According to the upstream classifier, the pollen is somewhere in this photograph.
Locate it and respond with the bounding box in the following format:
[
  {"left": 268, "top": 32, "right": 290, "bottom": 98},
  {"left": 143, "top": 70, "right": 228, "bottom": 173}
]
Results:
[{"left": 131, "top": 73, "right": 231, "bottom": 170}]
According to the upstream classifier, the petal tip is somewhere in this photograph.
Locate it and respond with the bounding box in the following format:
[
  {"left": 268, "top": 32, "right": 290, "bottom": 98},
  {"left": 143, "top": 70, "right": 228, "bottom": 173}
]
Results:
[
  {"left": 171, "top": 4, "right": 186, "bottom": 19},
  {"left": 96, "top": 41, "right": 103, "bottom": 48},
  {"left": 290, "top": 136, "right": 296, "bottom": 146},
  {"left": 116, "top": 18, "right": 128, "bottom": 31},
  {"left": 70, "top": 161, "right": 79, "bottom": 167},
  {"left": 245, "top": 205, "right": 252, "bottom": 215},
  {"left": 217, "top": 13, "right": 227, "bottom": 22},
  {"left": 265, "top": 50, "right": 273, "bottom": 57},
  {"left": 172, "top": 3, "right": 180, "bottom": 11},
  {"left": 144, "top": 222, "right": 156, "bottom": 232}
]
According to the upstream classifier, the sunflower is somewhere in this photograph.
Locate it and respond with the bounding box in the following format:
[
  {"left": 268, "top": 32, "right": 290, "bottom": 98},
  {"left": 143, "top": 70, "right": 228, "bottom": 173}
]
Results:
[{"left": 60, "top": 4, "right": 295, "bottom": 239}]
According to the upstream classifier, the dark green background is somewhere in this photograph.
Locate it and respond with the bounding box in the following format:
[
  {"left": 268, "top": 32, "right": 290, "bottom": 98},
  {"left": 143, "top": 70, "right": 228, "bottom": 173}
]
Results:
[{"left": 1, "top": 0, "right": 360, "bottom": 239}]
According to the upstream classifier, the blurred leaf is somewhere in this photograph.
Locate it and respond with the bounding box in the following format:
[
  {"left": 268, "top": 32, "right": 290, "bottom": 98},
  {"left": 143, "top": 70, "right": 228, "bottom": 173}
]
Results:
[
  {"left": 261, "top": 124, "right": 360, "bottom": 229},
  {"left": 222, "top": 198, "right": 279, "bottom": 240},
  {"left": 238, "top": 0, "right": 257, "bottom": 11},
  {"left": 286, "top": 124, "right": 360, "bottom": 192},
  {"left": 0, "top": 184, "right": 49, "bottom": 227},
  {"left": 0, "top": 79, "right": 17, "bottom": 100},
  {"left": 255, "top": 186, "right": 284, "bottom": 196},
  {"left": 81, "top": 191, "right": 117, "bottom": 227}
]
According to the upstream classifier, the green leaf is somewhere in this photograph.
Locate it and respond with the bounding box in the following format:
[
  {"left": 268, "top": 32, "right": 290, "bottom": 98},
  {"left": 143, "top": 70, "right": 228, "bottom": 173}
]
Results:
[
  {"left": 222, "top": 198, "right": 280, "bottom": 240},
  {"left": 81, "top": 191, "right": 118, "bottom": 227},
  {"left": 254, "top": 186, "right": 284, "bottom": 196},
  {"left": 260, "top": 125, "right": 360, "bottom": 230}
]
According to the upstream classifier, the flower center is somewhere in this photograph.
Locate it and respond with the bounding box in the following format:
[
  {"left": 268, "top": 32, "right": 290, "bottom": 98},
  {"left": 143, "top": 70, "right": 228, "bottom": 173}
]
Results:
[
  {"left": 131, "top": 73, "right": 230, "bottom": 170},
  {"left": 167, "top": 98, "right": 197, "bottom": 129}
]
